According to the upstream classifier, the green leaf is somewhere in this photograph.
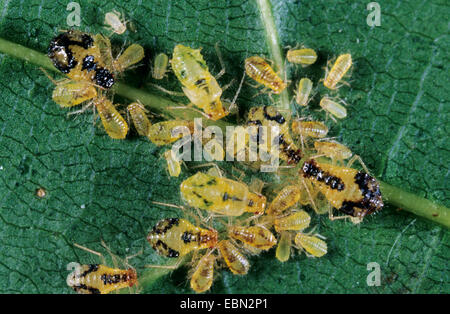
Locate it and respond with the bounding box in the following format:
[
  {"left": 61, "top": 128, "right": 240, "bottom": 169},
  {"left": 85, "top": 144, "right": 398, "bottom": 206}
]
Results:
[{"left": 0, "top": 0, "right": 448, "bottom": 294}]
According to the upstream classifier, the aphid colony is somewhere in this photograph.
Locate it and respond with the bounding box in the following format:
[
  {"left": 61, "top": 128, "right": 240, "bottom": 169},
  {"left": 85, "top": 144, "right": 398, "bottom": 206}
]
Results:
[{"left": 53, "top": 13, "right": 384, "bottom": 295}]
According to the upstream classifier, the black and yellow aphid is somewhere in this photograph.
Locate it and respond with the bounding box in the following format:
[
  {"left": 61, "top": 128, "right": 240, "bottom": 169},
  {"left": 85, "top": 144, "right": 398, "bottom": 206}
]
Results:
[
  {"left": 48, "top": 30, "right": 115, "bottom": 89},
  {"left": 301, "top": 159, "right": 383, "bottom": 219},
  {"left": 247, "top": 106, "right": 302, "bottom": 164}
]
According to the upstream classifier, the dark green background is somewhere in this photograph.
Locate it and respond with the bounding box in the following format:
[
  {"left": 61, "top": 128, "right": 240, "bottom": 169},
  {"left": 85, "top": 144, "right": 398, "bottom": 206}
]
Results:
[{"left": 0, "top": 0, "right": 448, "bottom": 293}]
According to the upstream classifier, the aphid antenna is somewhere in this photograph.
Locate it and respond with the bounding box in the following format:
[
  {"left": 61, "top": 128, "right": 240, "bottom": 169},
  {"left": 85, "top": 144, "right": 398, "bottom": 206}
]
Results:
[
  {"left": 346, "top": 154, "right": 370, "bottom": 174},
  {"left": 39, "top": 67, "right": 64, "bottom": 85},
  {"left": 168, "top": 104, "right": 211, "bottom": 120},
  {"left": 149, "top": 83, "right": 185, "bottom": 97},
  {"left": 214, "top": 42, "right": 226, "bottom": 79},
  {"left": 145, "top": 257, "right": 185, "bottom": 270},
  {"left": 299, "top": 178, "right": 319, "bottom": 214},
  {"left": 227, "top": 70, "right": 246, "bottom": 114}
]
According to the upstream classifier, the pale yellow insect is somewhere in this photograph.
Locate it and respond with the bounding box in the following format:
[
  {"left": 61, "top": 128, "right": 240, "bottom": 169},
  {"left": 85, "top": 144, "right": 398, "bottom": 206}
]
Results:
[
  {"left": 164, "top": 150, "right": 181, "bottom": 177},
  {"left": 127, "top": 102, "right": 152, "bottom": 136},
  {"left": 228, "top": 226, "right": 277, "bottom": 251},
  {"left": 245, "top": 56, "right": 287, "bottom": 94},
  {"left": 287, "top": 48, "right": 317, "bottom": 67},
  {"left": 275, "top": 231, "right": 291, "bottom": 262},
  {"left": 273, "top": 210, "right": 311, "bottom": 233},
  {"left": 291, "top": 120, "right": 329, "bottom": 139},
  {"left": 324, "top": 53, "right": 352, "bottom": 90},
  {"left": 152, "top": 53, "right": 169, "bottom": 79},
  {"left": 190, "top": 253, "right": 215, "bottom": 293},
  {"left": 313, "top": 141, "right": 353, "bottom": 163},
  {"left": 104, "top": 10, "right": 128, "bottom": 35},
  {"left": 92, "top": 97, "right": 129, "bottom": 139},
  {"left": 319, "top": 96, "right": 347, "bottom": 122},
  {"left": 147, "top": 120, "right": 194, "bottom": 146},
  {"left": 294, "top": 233, "right": 328, "bottom": 257},
  {"left": 217, "top": 240, "right": 250, "bottom": 275},
  {"left": 113, "top": 44, "right": 145, "bottom": 73},
  {"left": 266, "top": 185, "right": 301, "bottom": 217},
  {"left": 52, "top": 80, "right": 98, "bottom": 107},
  {"left": 295, "top": 78, "right": 313, "bottom": 106}
]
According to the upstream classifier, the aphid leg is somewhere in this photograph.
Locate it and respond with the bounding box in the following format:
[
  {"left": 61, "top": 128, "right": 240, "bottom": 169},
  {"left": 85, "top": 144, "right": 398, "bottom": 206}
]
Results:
[
  {"left": 150, "top": 83, "right": 186, "bottom": 97},
  {"left": 168, "top": 104, "right": 211, "bottom": 120},
  {"left": 227, "top": 70, "right": 246, "bottom": 114},
  {"left": 214, "top": 42, "right": 226, "bottom": 79},
  {"left": 39, "top": 67, "right": 67, "bottom": 85},
  {"left": 73, "top": 242, "right": 107, "bottom": 265},
  {"left": 346, "top": 154, "right": 370, "bottom": 174},
  {"left": 145, "top": 257, "right": 185, "bottom": 270},
  {"left": 190, "top": 162, "right": 223, "bottom": 178},
  {"left": 300, "top": 178, "right": 319, "bottom": 214}
]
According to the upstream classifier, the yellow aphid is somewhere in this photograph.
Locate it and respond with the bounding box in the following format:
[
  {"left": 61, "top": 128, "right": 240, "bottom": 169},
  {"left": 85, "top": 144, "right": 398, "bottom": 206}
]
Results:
[
  {"left": 319, "top": 97, "right": 347, "bottom": 121},
  {"left": 171, "top": 44, "right": 228, "bottom": 120},
  {"left": 295, "top": 78, "right": 313, "bottom": 106},
  {"left": 127, "top": 102, "right": 152, "bottom": 136},
  {"left": 147, "top": 218, "right": 218, "bottom": 258},
  {"left": 202, "top": 137, "right": 225, "bottom": 161},
  {"left": 286, "top": 48, "right": 317, "bottom": 67},
  {"left": 275, "top": 232, "right": 291, "bottom": 262},
  {"left": 93, "top": 97, "right": 129, "bottom": 139},
  {"left": 301, "top": 159, "right": 383, "bottom": 219},
  {"left": 190, "top": 254, "right": 215, "bottom": 293},
  {"left": 274, "top": 210, "right": 311, "bottom": 232},
  {"left": 147, "top": 120, "right": 194, "bottom": 145},
  {"left": 228, "top": 226, "right": 277, "bottom": 251},
  {"left": 52, "top": 80, "right": 97, "bottom": 107},
  {"left": 180, "top": 172, "right": 264, "bottom": 216},
  {"left": 324, "top": 53, "right": 352, "bottom": 90},
  {"left": 217, "top": 240, "right": 250, "bottom": 275},
  {"left": 68, "top": 264, "right": 137, "bottom": 294},
  {"left": 267, "top": 185, "right": 301, "bottom": 217},
  {"left": 164, "top": 150, "right": 181, "bottom": 177},
  {"left": 104, "top": 10, "right": 128, "bottom": 35},
  {"left": 294, "top": 233, "right": 327, "bottom": 257},
  {"left": 244, "top": 192, "right": 267, "bottom": 215},
  {"left": 113, "top": 44, "right": 145, "bottom": 73},
  {"left": 314, "top": 141, "right": 352, "bottom": 162},
  {"left": 48, "top": 30, "right": 115, "bottom": 89},
  {"left": 247, "top": 106, "right": 302, "bottom": 164},
  {"left": 245, "top": 56, "right": 287, "bottom": 94},
  {"left": 291, "top": 120, "right": 329, "bottom": 139},
  {"left": 152, "top": 53, "right": 169, "bottom": 79}
]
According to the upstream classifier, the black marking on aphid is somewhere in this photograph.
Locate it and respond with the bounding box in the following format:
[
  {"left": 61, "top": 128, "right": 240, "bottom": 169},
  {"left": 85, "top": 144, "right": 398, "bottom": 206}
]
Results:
[
  {"left": 223, "top": 192, "right": 229, "bottom": 201},
  {"left": 155, "top": 240, "right": 180, "bottom": 258},
  {"left": 263, "top": 106, "right": 285, "bottom": 124},
  {"left": 153, "top": 218, "right": 180, "bottom": 234},
  {"left": 181, "top": 231, "right": 194, "bottom": 244},
  {"left": 101, "top": 273, "right": 122, "bottom": 285},
  {"left": 302, "top": 160, "right": 345, "bottom": 191},
  {"left": 79, "top": 264, "right": 99, "bottom": 277},
  {"left": 72, "top": 284, "right": 101, "bottom": 294},
  {"left": 82, "top": 55, "right": 97, "bottom": 72},
  {"left": 276, "top": 134, "right": 302, "bottom": 164},
  {"left": 180, "top": 70, "right": 186, "bottom": 78},
  {"left": 206, "top": 178, "right": 217, "bottom": 186},
  {"left": 195, "top": 79, "right": 206, "bottom": 86},
  {"left": 248, "top": 199, "right": 254, "bottom": 207}
]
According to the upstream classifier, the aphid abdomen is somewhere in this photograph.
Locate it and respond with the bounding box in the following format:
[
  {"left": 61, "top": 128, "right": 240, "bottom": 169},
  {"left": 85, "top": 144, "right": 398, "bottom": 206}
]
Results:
[
  {"left": 127, "top": 102, "right": 151, "bottom": 136},
  {"left": 287, "top": 48, "right": 317, "bottom": 66},
  {"left": 228, "top": 226, "right": 277, "bottom": 250},
  {"left": 276, "top": 231, "right": 291, "bottom": 262},
  {"left": 147, "top": 120, "right": 194, "bottom": 145},
  {"left": 324, "top": 53, "right": 352, "bottom": 90},
  {"left": 245, "top": 56, "right": 286, "bottom": 94},
  {"left": 94, "top": 97, "right": 128, "bottom": 139},
  {"left": 291, "top": 120, "right": 329, "bottom": 138},
  {"left": 295, "top": 78, "right": 313, "bottom": 106},
  {"left": 274, "top": 211, "right": 311, "bottom": 232},
  {"left": 190, "top": 254, "right": 215, "bottom": 293},
  {"left": 319, "top": 97, "right": 347, "bottom": 119},
  {"left": 267, "top": 185, "right": 301, "bottom": 216},
  {"left": 314, "top": 141, "right": 352, "bottom": 160},
  {"left": 114, "top": 44, "right": 145, "bottom": 73},
  {"left": 68, "top": 264, "right": 137, "bottom": 294},
  {"left": 218, "top": 240, "right": 250, "bottom": 275},
  {"left": 52, "top": 81, "right": 97, "bottom": 107},
  {"left": 152, "top": 53, "right": 169, "bottom": 79},
  {"left": 244, "top": 192, "right": 266, "bottom": 215},
  {"left": 295, "top": 233, "right": 327, "bottom": 257},
  {"left": 147, "top": 218, "right": 218, "bottom": 258}
]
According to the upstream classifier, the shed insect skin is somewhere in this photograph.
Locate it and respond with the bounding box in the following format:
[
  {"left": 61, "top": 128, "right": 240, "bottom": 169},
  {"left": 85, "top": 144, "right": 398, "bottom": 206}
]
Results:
[
  {"left": 190, "top": 253, "right": 215, "bottom": 293},
  {"left": 180, "top": 172, "right": 265, "bottom": 216},
  {"left": 147, "top": 120, "right": 194, "bottom": 146},
  {"left": 152, "top": 53, "right": 169, "bottom": 80},
  {"left": 291, "top": 120, "right": 329, "bottom": 139},
  {"left": 300, "top": 159, "right": 383, "bottom": 219},
  {"left": 48, "top": 30, "right": 115, "bottom": 89},
  {"left": 244, "top": 56, "right": 287, "bottom": 94},
  {"left": 147, "top": 218, "right": 218, "bottom": 258},
  {"left": 295, "top": 78, "right": 314, "bottom": 107},
  {"left": 52, "top": 80, "right": 98, "bottom": 107},
  {"left": 247, "top": 106, "right": 302, "bottom": 165},
  {"left": 313, "top": 141, "right": 352, "bottom": 163},
  {"left": 164, "top": 150, "right": 181, "bottom": 177},
  {"left": 324, "top": 53, "right": 352, "bottom": 90},
  {"left": 171, "top": 44, "right": 228, "bottom": 120},
  {"left": 286, "top": 48, "right": 317, "bottom": 67},
  {"left": 92, "top": 97, "right": 129, "bottom": 139},
  {"left": 228, "top": 225, "right": 277, "bottom": 251},
  {"left": 104, "top": 10, "right": 128, "bottom": 35},
  {"left": 127, "top": 102, "right": 152, "bottom": 137},
  {"left": 68, "top": 264, "right": 137, "bottom": 294},
  {"left": 217, "top": 240, "right": 250, "bottom": 275}
]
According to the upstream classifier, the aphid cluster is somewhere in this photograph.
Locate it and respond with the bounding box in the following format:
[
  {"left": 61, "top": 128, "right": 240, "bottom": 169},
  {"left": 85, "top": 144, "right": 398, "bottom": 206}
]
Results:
[{"left": 50, "top": 11, "right": 385, "bottom": 295}]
